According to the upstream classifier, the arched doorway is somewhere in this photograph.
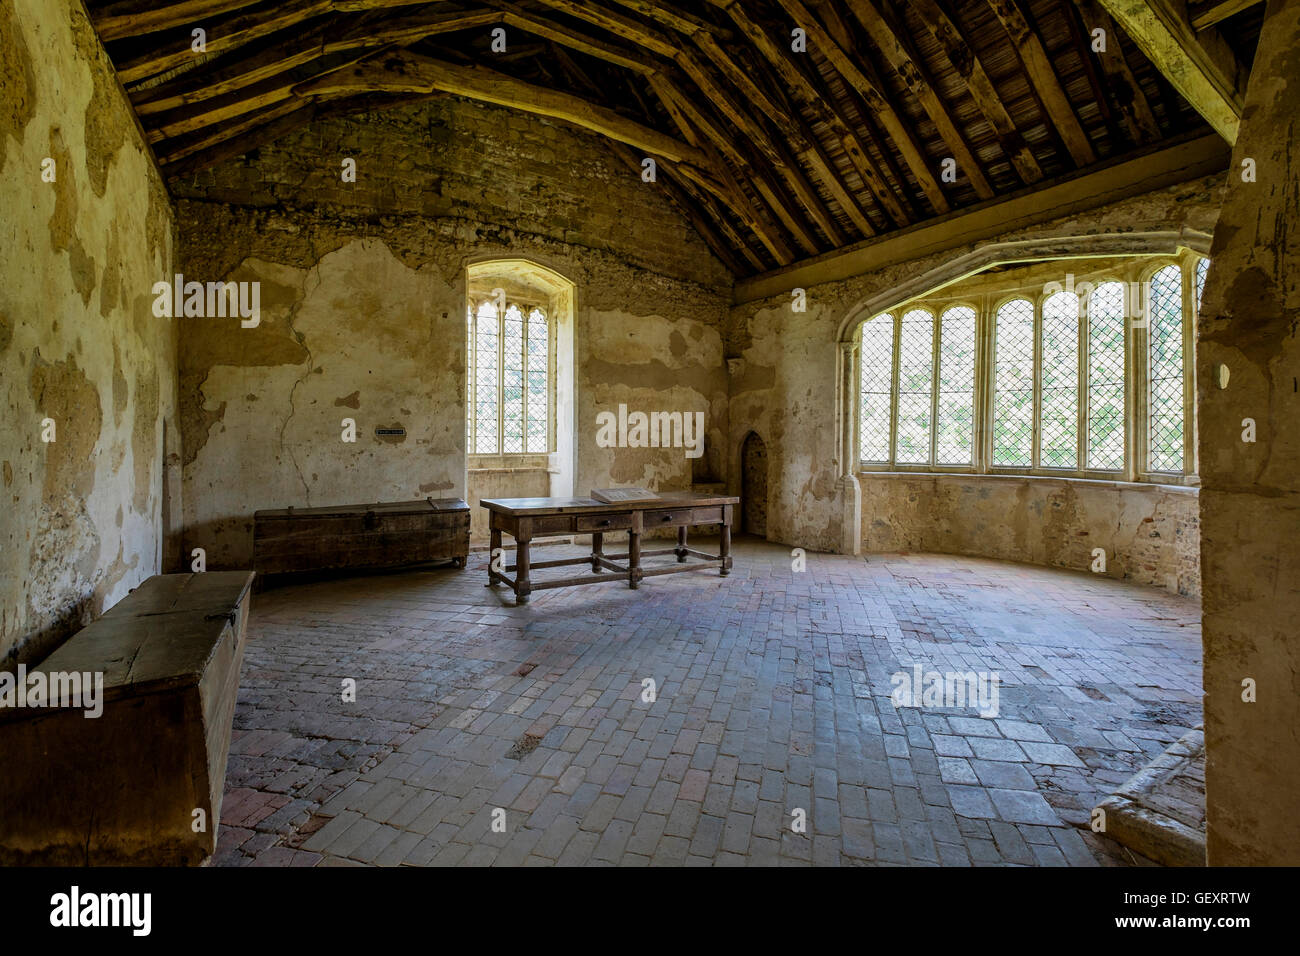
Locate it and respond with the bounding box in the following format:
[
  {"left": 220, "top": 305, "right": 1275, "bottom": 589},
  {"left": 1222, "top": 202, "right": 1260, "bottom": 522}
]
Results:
[{"left": 741, "top": 431, "right": 768, "bottom": 537}]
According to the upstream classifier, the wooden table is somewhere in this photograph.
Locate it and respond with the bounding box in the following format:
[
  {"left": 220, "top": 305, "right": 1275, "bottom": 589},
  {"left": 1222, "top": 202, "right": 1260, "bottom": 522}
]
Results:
[{"left": 480, "top": 493, "right": 738, "bottom": 604}]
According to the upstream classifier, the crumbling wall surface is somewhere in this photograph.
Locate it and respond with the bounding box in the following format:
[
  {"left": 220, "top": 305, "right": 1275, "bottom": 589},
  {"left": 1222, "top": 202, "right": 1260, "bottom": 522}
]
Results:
[
  {"left": 860, "top": 475, "right": 1199, "bottom": 595},
  {"left": 1198, "top": 1, "right": 1300, "bottom": 866},
  {"left": 174, "top": 97, "right": 729, "bottom": 568},
  {"left": 0, "top": 0, "right": 176, "bottom": 665},
  {"left": 728, "top": 174, "right": 1225, "bottom": 554}
]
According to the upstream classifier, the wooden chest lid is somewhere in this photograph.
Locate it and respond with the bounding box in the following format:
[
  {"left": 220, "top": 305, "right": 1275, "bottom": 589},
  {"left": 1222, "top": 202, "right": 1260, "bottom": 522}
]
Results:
[
  {"left": 17, "top": 572, "right": 255, "bottom": 703},
  {"left": 254, "top": 497, "right": 470, "bottom": 519}
]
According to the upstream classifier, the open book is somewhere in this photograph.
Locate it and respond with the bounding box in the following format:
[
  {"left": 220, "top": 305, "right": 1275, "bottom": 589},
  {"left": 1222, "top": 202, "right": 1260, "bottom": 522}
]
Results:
[{"left": 590, "top": 487, "right": 660, "bottom": 503}]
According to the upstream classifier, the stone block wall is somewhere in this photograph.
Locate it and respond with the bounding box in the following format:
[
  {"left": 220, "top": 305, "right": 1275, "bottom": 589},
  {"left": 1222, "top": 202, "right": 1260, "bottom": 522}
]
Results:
[{"left": 859, "top": 474, "right": 1199, "bottom": 595}]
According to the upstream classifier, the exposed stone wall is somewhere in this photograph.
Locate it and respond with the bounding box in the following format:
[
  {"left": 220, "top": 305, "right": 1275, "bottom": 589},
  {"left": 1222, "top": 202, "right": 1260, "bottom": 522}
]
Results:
[
  {"left": 1197, "top": 0, "right": 1300, "bottom": 865},
  {"left": 173, "top": 97, "right": 729, "bottom": 568},
  {"left": 860, "top": 475, "right": 1199, "bottom": 595},
  {"left": 0, "top": 0, "right": 176, "bottom": 665},
  {"left": 727, "top": 174, "right": 1225, "bottom": 561}
]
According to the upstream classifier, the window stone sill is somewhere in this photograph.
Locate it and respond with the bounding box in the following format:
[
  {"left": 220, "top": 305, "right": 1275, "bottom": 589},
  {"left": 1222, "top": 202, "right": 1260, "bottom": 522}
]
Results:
[{"left": 855, "top": 470, "right": 1199, "bottom": 495}]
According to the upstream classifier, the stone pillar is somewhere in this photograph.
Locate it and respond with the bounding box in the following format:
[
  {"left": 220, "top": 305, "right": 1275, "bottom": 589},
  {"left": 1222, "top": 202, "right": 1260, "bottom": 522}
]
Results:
[
  {"left": 1198, "top": 0, "right": 1300, "bottom": 865},
  {"left": 836, "top": 339, "right": 862, "bottom": 555}
]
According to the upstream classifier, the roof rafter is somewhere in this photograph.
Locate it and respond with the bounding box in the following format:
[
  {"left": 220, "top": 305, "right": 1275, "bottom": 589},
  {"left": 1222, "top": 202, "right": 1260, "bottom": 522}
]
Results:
[
  {"left": 1076, "top": 0, "right": 1162, "bottom": 144},
  {"left": 984, "top": 0, "right": 1099, "bottom": 166},
  {"left": 772, "top": 0, "right": 952, "bottom": 214},
  {"left": 840, "top": 0, "right": 994, "bottom": 199},
  {"left": 906, "top": 0, "right": 1043, "bottom": 185},
  {"left": 710, "top": 0, "right": 910, "bottom": 228}
]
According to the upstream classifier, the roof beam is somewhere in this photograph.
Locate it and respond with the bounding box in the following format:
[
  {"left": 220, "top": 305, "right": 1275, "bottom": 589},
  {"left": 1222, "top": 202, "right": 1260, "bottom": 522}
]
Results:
[
  {"left": 711, "top": 0, "right": 910, "bottom": 228},
  {"left": 93, "top": 0, "right": 267, "bottom": 42},
  {"left": 146, "top": 47, "right": 383, "bottom": 141},
  {"left": 841, "top": 0, "right": 994, "bottom": 200},
  {"left": 734, "top": 132, "right": 1228, "bottom": 304},
  {"left": 667, "top": 57, "right": 823, "bottom": 254},
  {"left": 605, "top": 0, "right": 732, "bottom": 40},
  {"left": 804, "top": 0, "right": 920, "bottom": 219},
  {"left": 1076, "top": 0, "right": 1161, "bottom": 144},
  {"left": 155, "top": 97, "right": 306, "bottom": 165},
  {"left": 648, "top": 79, "right": 796, "bottom": 263},
  {"left": 984, "top": 0, "right": 1098, "bottom": 166},
  {"left": 293, "top": 49, "right": 711, "bottom": 165},
  {"left": 524, "top": 0, "right": 834, "bottom": 252},
  {"left": 1190, "top": 0, "right": 1265, "bottom": 31},
  {"left": 116, "top": 0, "right": 333, "bottom": 87},
  {"left": 528, "top": 0, "right": 678, "bottom": 58},
  {"left": 1095, "top": 0, "right": 1244, "bottom": 143},
  {"left": 774, "top": 0, "right": 952, "bottom": 214},
  {"left": 665, "top": 165, "right": 768, "bottom": 272},
  {"left": 132, "top": 9, "right": 499, "bottom": 115},
  {"left": 161, "top": 102, "right": 319, "bottom": 178},
  {"left": 688, "top": 31, "right": 853, "bottom": 243},
  {"left": 486, "top": 1, "right": 658, "bottom": 75},
  {"left": 93, "top": 0, "right": 434, "bottom": 42},
  {"left": 158, "top": 90, "right": 445, "bottom": 178},
  {"left": 907, "top": 0, "right": 1042, "bottom": 185}
]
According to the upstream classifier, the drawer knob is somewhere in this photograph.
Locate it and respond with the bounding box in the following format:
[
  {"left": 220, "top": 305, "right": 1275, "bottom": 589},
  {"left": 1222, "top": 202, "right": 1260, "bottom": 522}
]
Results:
[
  {"left": 661, "top": 514, "right": 672, "bottom": 521},
  {"left": 599, "top": 519, "right": 610, "bottom": 527}
]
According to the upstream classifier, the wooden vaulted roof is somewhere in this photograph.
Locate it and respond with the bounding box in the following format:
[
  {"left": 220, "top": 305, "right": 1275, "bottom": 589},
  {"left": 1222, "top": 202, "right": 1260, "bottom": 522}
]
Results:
[{"left": 88, "top": 0, "right": 1264, "bottom": 278}]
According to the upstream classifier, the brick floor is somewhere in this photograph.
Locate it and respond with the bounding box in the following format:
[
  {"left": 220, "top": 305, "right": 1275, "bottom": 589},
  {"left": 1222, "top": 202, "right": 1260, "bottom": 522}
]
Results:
[{"left": 215, "top": 538, "right": 1202, "bottom": 866}]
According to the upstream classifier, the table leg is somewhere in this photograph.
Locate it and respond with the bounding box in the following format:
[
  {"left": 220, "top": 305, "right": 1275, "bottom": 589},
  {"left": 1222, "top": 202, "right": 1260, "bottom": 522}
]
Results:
[
  {"left": 676, "top": 525, "right": 688, "bottom": 563},
  {"left": 487, "top": 528, "right": 501, "bottom": 587},
  {"left": 516, "top": 537, "right": 531, "bottom": 604},
  {"left": 628, "top": 530, "right": 641, "bottom": 589},
  {"left": 720, "top": 520, "right": 732, "bottom": 577},
  {"left": 591, "top": 532, "right": 604, "bottom": 573}
]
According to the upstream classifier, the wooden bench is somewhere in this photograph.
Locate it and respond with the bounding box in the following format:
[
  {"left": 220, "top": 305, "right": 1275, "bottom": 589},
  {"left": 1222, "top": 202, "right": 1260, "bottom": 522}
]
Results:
[
  {"left": 0, "top": 571, "right": 253, "bottom": 865},
  {"left": 253, "top": 497, "right": 470, "bottom": 576}
]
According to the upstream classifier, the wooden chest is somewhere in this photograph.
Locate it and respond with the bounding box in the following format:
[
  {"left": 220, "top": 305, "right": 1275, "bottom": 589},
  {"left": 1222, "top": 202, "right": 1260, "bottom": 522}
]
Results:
[
  {"left": 0, "top": 571, "right": 254, "bottom": 865},
  {"left": 253, "top": 497, "right": 470, "bottom": 575}
]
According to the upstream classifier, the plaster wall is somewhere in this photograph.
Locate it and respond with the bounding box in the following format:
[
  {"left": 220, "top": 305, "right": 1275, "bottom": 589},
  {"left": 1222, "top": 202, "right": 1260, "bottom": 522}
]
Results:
[
  {"left": 173, "top": 97, "right": 729, "bottom": 568},
  {"left": 0, "top": 0, "right": 176, "bottom": 665}
]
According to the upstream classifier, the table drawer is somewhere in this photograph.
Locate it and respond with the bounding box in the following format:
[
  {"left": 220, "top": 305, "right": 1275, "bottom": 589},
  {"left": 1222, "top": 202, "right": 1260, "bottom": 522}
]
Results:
[
  {"left": 530, "top": 514, "right": 576, "bottom": 535},
  {"left": 576, "top": 513, "right": 633, "bottom": 532},
  {"left": 644, "top": 508, "right": 690, "bottom": 527}
]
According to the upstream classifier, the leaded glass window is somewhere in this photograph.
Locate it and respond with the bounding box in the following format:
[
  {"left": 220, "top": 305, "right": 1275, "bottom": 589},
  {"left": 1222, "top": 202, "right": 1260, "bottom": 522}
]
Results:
[{"left": 467, "top": 298, "right": 549, "bottom": 455}]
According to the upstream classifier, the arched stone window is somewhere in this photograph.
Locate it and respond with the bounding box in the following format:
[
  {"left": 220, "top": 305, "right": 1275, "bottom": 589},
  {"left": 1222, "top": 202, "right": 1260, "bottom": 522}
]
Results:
[
  {"left": 1145, "top": 264, "right": 1185, "bottom": 473},
  {"left": 858, "top": 252, "right": 1206, "bottom": 482},
  {"left": 467, "top": 296, "right": 551, "bottom": 455},
  {"left": 464, "top": 259, "right": 576, "bottom": 540},
  {"left": 856, "top": 304, "right": 977, "bottom": 466}
]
